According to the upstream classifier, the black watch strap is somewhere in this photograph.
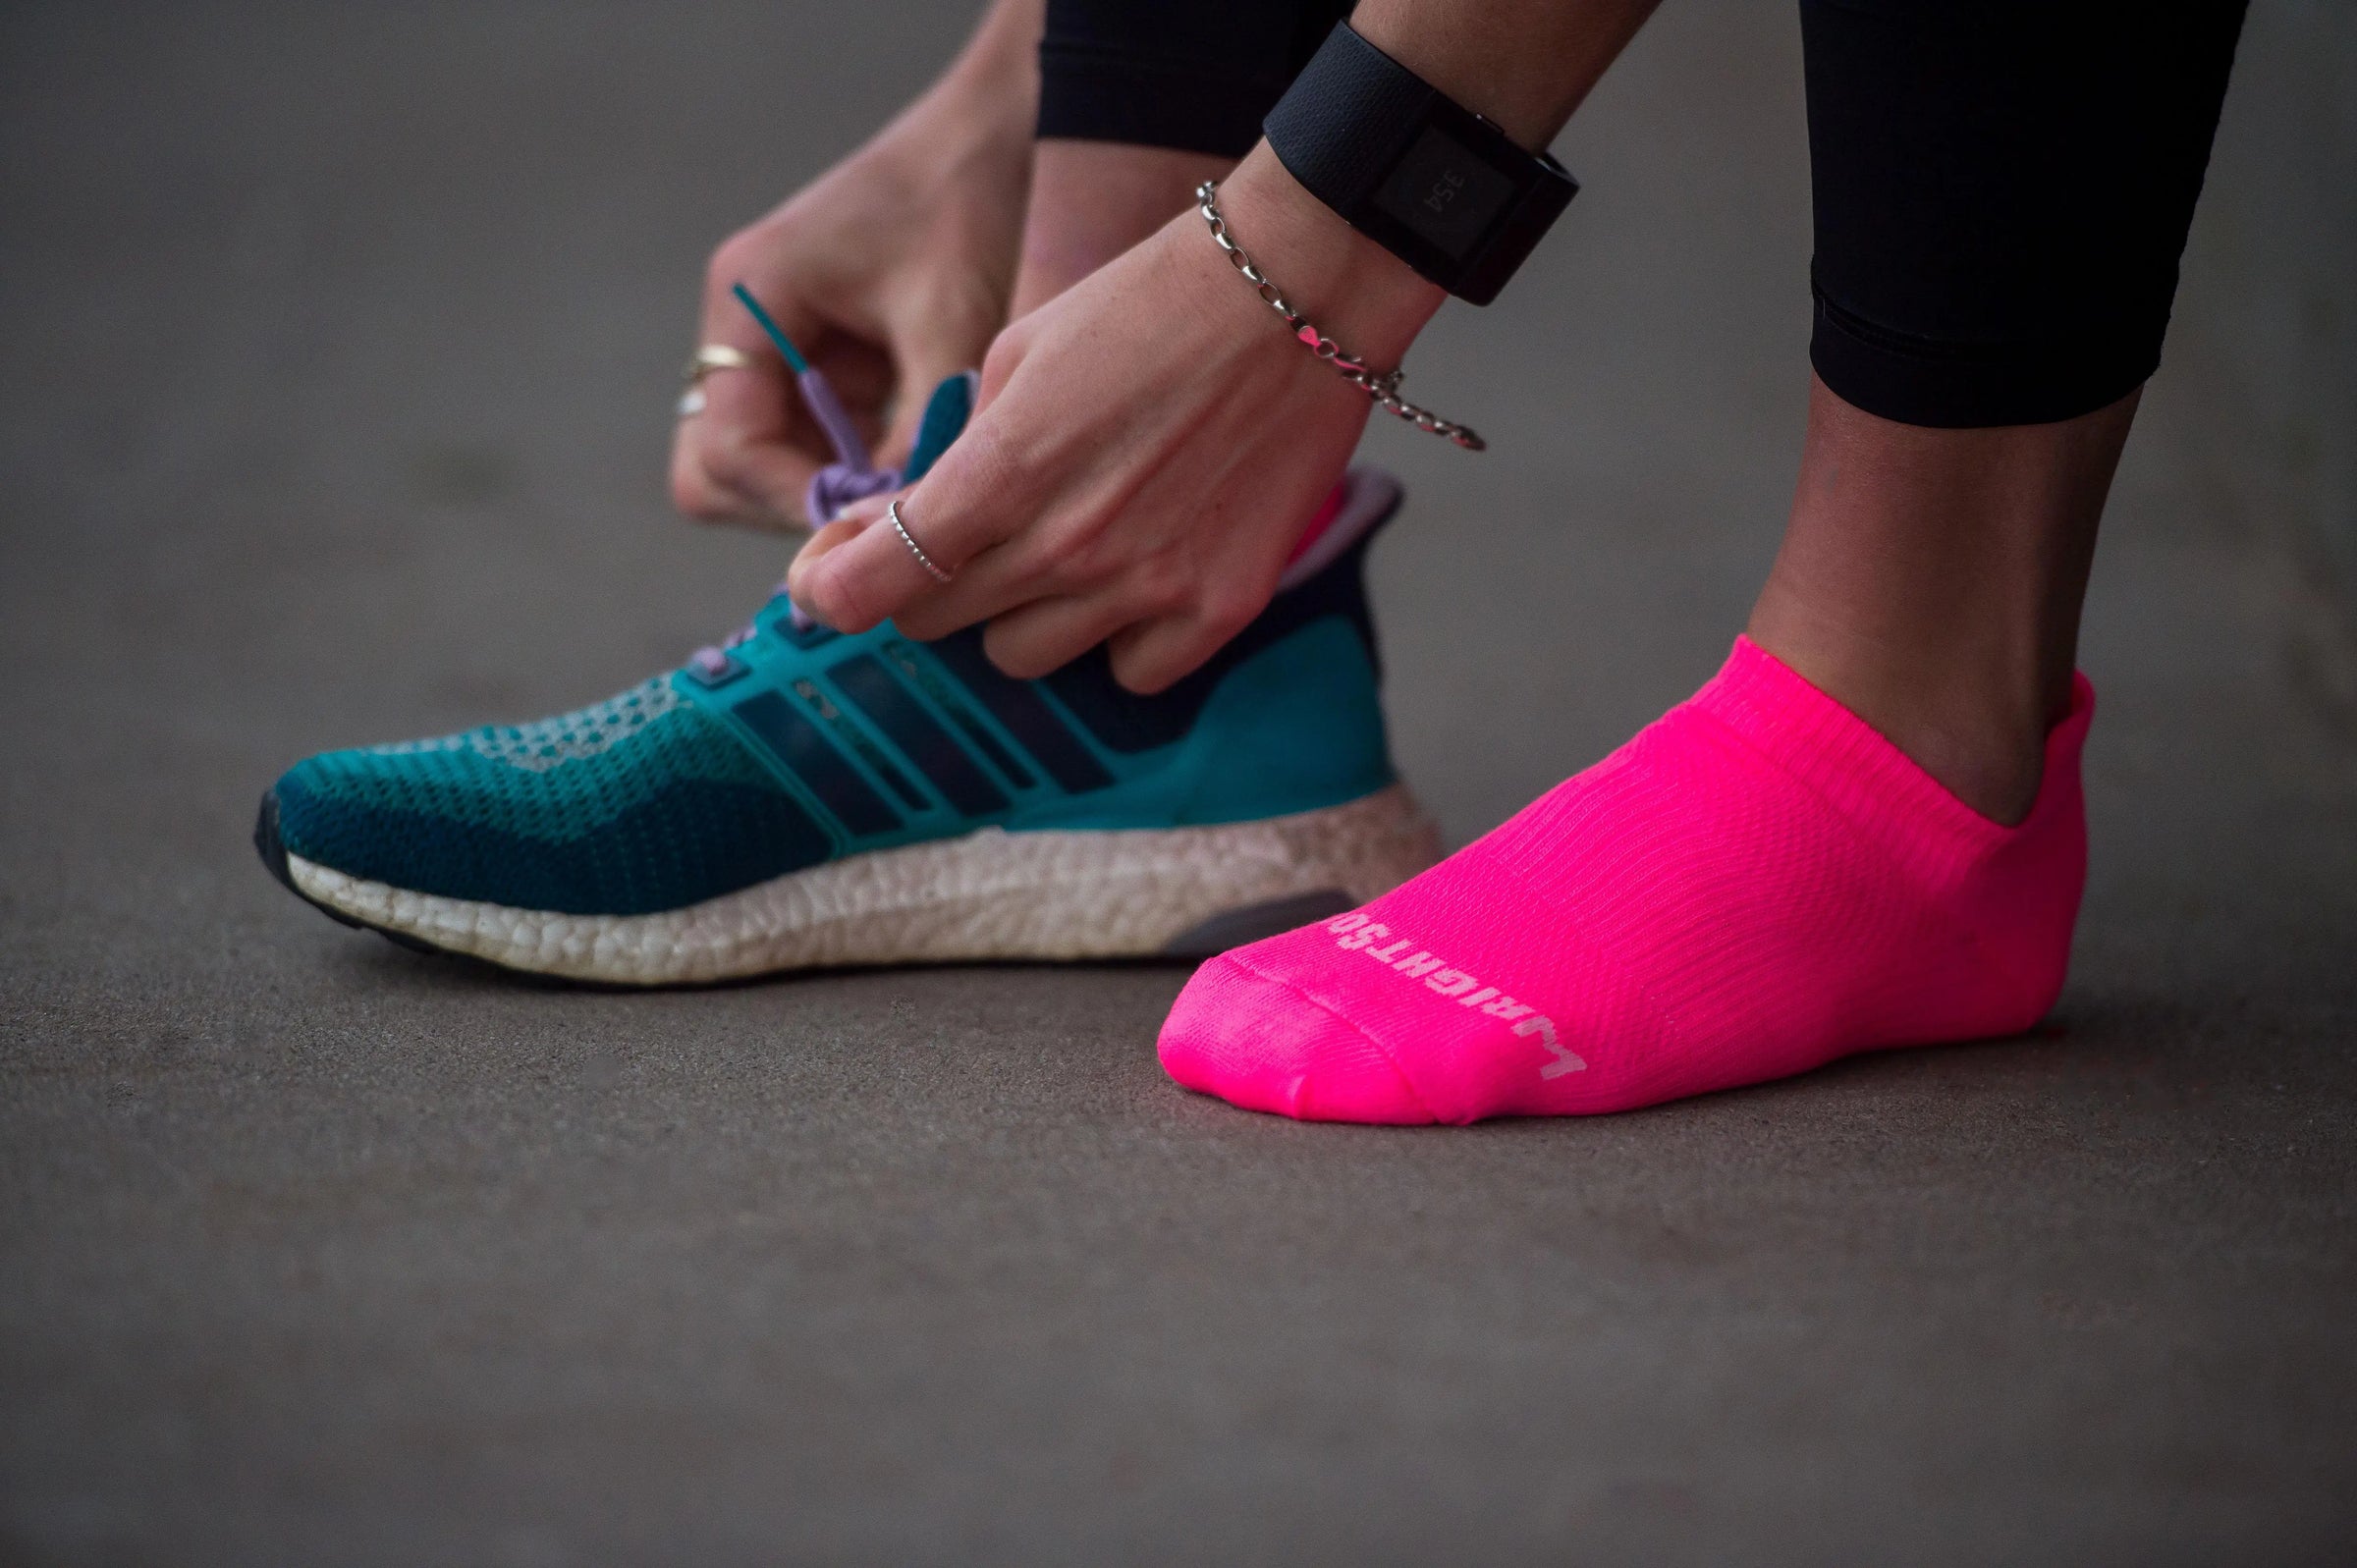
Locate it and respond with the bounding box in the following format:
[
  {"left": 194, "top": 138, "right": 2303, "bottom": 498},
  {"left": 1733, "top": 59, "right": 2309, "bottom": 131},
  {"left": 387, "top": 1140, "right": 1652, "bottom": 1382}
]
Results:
[{"left": 1263, "top": 22, "right": 1577, "bottom": 306}]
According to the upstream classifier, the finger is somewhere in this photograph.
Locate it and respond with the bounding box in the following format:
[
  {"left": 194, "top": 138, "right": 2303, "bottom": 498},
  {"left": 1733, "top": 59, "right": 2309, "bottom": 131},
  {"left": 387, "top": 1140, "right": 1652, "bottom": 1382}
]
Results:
[
  {"left": 875, "top": 270, "right": 1006, "bottom": 463},
  {"left": 696, "top": 245, "right": 828, "bottom": 351},
  {"left": 790, "top": 410, "right": 1035, "bottom": 631},
  {"left": 886, "top": 520, "right": 1095, "bottom": 642},
  {"left": 1108, "top": 601, "right": 1257, "bottom": 695},
  {"left": 678, "top": 254, "right": 860, "bottom": 523},
  {"left": 678, "top": 322, "right": 899, "bottom": 527},
  {"left": 980, "top": 592, "right": 1145, "bottom": 681},
  {"left": 675, "top": 372, "right": 825, "bottom": 525},
  {"left": 877, "top": 334, "right": 984, "bottom": 470},
  {"left": 788, "top": 489, "right": 981, "bottom": 633},
  {"left": 784, "top": 498, "right": 888, "bottom": 610}
]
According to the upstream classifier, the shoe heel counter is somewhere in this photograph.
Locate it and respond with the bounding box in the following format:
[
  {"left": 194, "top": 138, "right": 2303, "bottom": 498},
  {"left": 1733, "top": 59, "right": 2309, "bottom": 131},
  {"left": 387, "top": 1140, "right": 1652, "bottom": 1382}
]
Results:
[
  {"left": 1173, "top": 612, "right": 1396, "bottom": 825},
  {"left": 1024, "top": 506, "right": 1400, "bottom": 826}
]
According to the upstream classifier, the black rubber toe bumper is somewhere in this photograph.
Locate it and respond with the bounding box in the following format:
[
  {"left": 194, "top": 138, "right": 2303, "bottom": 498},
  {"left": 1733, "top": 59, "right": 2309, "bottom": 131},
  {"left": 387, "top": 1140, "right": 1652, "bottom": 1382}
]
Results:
[
  {"left": 255, "top": 788, "right": 349, "bottom": 922},
  {"left": 254, "top": 788, "right": 442, "bottom": 952}
]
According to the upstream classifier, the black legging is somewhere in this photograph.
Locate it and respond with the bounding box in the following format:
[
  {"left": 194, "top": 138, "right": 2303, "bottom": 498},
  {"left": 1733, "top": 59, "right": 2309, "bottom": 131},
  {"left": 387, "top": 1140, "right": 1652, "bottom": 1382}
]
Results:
[{"left": 1036, "top": 0, "right": 2248, "bottom": 429}]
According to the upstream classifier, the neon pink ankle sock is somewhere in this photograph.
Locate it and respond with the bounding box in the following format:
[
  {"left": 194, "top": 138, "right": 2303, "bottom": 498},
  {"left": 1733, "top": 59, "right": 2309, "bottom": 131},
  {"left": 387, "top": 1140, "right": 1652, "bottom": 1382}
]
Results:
[
  {"left": 1281, "top": 481, "right": 1349, "bottom": 571},
  {"left": 1160, "top": 637, "right": 2092, "bottom": 1122}
]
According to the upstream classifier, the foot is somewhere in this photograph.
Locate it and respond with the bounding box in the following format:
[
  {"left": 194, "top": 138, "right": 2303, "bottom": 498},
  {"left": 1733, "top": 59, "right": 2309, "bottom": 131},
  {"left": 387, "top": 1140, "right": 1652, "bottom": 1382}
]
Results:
[
  {"left": 1158, "top": 637, "right": 2092, "bottom": 1121},
  {"left": 258, "top": 381, "right": 1438, "bottom": 983}
]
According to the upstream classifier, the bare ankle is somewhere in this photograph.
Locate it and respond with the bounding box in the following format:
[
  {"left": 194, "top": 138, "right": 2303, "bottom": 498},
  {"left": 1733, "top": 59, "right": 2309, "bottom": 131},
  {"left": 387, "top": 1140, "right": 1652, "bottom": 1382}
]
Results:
[
  {"left": 1742, "top": 376, "right": 2133, "bottom": 823},
  {"left": 1745, "top": 603, "right": 2055, "bottom": 824}
]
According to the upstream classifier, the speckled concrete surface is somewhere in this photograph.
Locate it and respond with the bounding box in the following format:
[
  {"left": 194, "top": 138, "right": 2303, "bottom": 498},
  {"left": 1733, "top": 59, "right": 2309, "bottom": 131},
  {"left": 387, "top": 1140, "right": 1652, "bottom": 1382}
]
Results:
[{"left": 3, "top": 5, "right": 2352, "bottom": 1563}]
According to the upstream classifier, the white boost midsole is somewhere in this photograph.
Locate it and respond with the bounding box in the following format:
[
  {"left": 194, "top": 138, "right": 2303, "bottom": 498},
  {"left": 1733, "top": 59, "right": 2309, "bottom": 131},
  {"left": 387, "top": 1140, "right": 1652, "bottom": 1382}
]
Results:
[{"left": 286, "top": 784, "right": 1442, "bottom": 985}]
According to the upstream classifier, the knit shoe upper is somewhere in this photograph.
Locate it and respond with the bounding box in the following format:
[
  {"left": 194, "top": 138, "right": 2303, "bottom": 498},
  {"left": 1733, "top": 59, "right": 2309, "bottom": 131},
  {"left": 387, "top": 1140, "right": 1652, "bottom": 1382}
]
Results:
[
  {"left": 266, "top": 470, "right": 1406, "bottom": 921},
  {"left": 272, "top": 676, "right": 833, "bottom": 916}
]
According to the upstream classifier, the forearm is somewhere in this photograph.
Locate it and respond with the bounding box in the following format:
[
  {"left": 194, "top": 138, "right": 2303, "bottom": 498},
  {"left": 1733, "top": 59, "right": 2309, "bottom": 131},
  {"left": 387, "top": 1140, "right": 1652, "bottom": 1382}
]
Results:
[
  {"left": 1351, "top": 0, "right": 1660, "bottom": 151},
  {"left": 939, "top": 0, "right": 1044, "bottom": 106},
  {"left": 858, "top": 0, "right": 1040, "bottom": 168},
  {"left": 1214, "top": 0, "right": 1662, "bottom": 362}
]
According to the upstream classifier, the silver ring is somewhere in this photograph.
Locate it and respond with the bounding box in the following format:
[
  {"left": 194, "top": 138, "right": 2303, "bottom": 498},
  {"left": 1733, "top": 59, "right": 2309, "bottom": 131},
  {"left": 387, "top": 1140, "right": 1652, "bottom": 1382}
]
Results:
[{"left": 888, "top": 498, "right": 954, "bottom": 584}]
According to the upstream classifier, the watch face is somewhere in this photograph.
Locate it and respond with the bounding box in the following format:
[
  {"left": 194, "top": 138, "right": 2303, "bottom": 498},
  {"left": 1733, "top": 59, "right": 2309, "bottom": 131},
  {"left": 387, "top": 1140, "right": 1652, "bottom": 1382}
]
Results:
[{"left": 1370, "top": 125, "right": 1517, "bottom": 263}]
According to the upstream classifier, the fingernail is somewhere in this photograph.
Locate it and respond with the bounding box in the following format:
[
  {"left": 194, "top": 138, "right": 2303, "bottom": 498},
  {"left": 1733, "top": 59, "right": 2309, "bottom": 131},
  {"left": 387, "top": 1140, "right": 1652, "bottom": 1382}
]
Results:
[{"left": 785, "top": 587, "right": 827, "bottom": 632}]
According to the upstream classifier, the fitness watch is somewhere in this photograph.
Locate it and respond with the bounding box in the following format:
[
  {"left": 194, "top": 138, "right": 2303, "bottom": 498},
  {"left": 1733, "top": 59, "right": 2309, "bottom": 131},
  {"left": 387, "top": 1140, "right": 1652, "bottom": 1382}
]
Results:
[{"left": 1262, "top": 22, "right": 1578, "bottom": 306}]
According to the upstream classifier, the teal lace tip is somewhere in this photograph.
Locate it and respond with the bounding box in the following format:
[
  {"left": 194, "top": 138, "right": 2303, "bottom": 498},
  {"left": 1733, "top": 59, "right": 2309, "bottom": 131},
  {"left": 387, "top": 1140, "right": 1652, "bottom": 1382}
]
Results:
[{"left": 731, "top": 282, "right": 809, "bottom": 375}]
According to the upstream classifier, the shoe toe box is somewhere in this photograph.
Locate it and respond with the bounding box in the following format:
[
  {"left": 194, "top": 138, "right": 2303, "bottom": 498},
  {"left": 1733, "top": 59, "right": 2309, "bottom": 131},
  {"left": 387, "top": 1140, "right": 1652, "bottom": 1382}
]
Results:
[{"left": 269, "top": 682, "right": 830, "bottom": 915}]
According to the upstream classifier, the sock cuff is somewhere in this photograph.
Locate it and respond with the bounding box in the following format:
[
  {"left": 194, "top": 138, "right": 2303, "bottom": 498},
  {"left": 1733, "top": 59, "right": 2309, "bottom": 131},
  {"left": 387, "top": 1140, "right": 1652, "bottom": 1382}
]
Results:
[{"left": 1691, "top": 637, "right": 2095, "bottom": 875}]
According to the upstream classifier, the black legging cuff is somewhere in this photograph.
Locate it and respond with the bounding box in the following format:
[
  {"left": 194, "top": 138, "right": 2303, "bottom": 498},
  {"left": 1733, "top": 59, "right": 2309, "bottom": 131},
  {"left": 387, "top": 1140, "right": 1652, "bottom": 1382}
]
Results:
[
  {"left": 1800, "top": 0, "right": 2244, "bottom": 428},
  {"left": 1036, "top": 0, "right": 1352, "bottom": 159},
  {"left": 1809, "top": 281, "right": 2164, "bottom": 428},
  {"left": 1037, "top": 43, "right": 1283, "bottom": 157}
]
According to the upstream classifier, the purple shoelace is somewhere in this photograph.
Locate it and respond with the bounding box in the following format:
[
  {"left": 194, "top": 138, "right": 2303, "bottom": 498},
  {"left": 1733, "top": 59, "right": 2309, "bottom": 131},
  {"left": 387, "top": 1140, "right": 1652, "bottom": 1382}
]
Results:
[
  {"left": 689, "top": 284, "right": 898, "bottom": 678},
  {"left": 796, "top": 365, "right": 902, "bottom": 525}
]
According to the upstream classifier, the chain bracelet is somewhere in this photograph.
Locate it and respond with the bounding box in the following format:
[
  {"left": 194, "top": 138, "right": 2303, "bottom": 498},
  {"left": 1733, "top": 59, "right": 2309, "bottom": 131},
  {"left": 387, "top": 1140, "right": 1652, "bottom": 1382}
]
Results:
[{"left": 1194, "top": 180, "right": 1485, "bottom": 453}]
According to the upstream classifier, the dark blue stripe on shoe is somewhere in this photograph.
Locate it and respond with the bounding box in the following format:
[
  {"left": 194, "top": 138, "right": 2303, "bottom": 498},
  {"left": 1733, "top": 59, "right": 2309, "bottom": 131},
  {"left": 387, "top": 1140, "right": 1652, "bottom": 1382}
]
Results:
[
  {"left": 792, "top": 677, "right": 929, "bottom": 814},
  {"left": 925, "top": 631, "right": 1115, "bottom": 794},
  {"left": 731, "top": 690, "right": 902, "bottom": 838},
  {"left": 827, "top": 653, "right": 1011, "bottom": 818},
  {"left": 884, "top": 641, "right": 1036, "bottom": 790}
]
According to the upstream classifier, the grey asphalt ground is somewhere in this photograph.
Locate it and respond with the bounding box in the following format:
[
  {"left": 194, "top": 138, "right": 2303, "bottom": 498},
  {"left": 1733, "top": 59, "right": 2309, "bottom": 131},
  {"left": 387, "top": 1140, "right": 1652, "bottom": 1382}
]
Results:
[{"left": 4, "top": 4, "right": 2354, "bottom": 1564}]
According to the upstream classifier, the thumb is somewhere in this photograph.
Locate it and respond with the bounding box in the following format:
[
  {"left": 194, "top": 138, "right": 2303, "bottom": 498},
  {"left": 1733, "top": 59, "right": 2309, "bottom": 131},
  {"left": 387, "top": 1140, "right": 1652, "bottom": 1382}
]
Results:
[
  {"left": 877, "top": 299, "right": 996, "bottom": 468},
  {"left": 878, "top": 350, "right": 978, "bottom": 471},
  {"left": 783, "top": 500, "right": 887, "bottom": 616}
]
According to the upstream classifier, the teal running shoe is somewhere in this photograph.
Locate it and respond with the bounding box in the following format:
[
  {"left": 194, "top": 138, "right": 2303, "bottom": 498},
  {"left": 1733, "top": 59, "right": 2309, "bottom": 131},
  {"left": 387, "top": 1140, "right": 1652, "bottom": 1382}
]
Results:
[{"left": 256, "top": 382, "right": 1438, "bottom": 983}]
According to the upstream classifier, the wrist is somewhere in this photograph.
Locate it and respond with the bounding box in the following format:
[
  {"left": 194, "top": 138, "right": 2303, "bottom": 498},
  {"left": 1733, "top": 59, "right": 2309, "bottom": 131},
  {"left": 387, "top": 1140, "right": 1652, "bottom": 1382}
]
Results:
[
  {"left": 943, "top": 0, "right": 1042, "bottom": 112},
  {"left": 874, "top": 46, "right": 1034, "bottom": 210},
  {"left": 1015, "top": 141, "right": 1235, "bottom": 316},
  {"left": 1215, "top": 142, "right": 1444, "bottom": 367},
  {"left": 923, "top": 56, "right": 1035, "bottom": 151}
]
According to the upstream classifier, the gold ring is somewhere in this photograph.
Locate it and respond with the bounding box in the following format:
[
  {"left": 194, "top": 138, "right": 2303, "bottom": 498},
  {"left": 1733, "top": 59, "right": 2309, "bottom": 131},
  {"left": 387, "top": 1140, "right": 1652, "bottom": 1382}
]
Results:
[
  {"left": 681, "top": 344, "right": 757, "bottom": 385},
  {"left": 677, "top": 345, "right": 758, "bottom": 417}
]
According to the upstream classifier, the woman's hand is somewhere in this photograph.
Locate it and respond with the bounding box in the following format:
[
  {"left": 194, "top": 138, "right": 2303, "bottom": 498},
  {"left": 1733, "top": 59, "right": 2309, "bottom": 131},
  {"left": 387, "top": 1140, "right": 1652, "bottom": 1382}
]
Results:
[
  {"left": 786, "top": 146, "right": 1446, "bottom": 692},
  {"left": 671, "top": 6, "right": 1037, "bottom": 531}
]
